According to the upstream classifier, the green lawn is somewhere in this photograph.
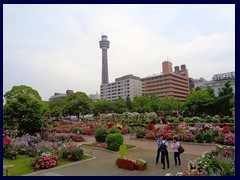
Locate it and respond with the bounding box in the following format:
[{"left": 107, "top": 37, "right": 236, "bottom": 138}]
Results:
[{"left": 3, "top": 154, "right": 92, "bottom": 176}]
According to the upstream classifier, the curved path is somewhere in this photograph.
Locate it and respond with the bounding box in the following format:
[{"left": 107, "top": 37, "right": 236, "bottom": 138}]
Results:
[{"left": 26, "top": 134, "right": 215, "bottom": 176}]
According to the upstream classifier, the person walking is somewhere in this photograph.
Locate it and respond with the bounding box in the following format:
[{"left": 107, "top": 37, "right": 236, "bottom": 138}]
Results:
[
  {"left": 161, "top": 136, "right": 169, "bottom": 169},
  {"left": 156, "top": 134, "right": 163, "bottom": 164},
  {"left": 172, "top": 137, "right": 181, "bottom": 167}
]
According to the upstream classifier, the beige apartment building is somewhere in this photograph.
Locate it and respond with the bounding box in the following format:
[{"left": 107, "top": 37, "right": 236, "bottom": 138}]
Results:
[
  {"left": 100, "top": 74, "right": 143, "bottom": 101},
  {"left": 141, "top": 61, "right": 190, "bottom": 101}
]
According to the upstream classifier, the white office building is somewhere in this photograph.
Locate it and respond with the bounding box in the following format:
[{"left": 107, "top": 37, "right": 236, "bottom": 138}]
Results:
[
  {"left": 196, "top": 71, "right": 235, "bottom": 97},
  {"left": 100, "top": 74, "right": 143, "bottom": 101},
  {"left": 89, "top": 92, "right": 101, "bottom": 102}
]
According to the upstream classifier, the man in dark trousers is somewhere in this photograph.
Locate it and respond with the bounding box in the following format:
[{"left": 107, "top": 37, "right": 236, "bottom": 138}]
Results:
[
  {"left": 156, "top": 134, "right": 163, "bottom": 164},
  {"left": 161, "top": 136, "right": 170, "bottom": 169}
]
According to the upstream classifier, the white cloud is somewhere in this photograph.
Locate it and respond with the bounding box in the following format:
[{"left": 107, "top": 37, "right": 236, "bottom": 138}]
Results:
[{"left": 3, "top": 4, "right": 235, "bottom": 101}]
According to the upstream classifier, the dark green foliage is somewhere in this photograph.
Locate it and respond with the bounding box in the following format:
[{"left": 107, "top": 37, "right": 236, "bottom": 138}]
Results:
[
  {"left": 93, "top": 100, "right": 115, "bottom": 115},
  {"left": 114, "top": 97, "right": 128, "bottom": 113},
  {"left": 106, "top": 133, "right": 123, "bottom": 151},
  {"left": 184, "top": 90, "right": 214, "bottom": 116},
  {"left": 50, "top": 105, "right": 62, "bottom": 117},
  {"left": 63, "top": 92, "right": 94, "bottom": 116},
  {"left": 4, "top": 85, "right": 45, "bottom": 134},
  {"left": 195, "top": 131, "right": 204, "bottom": 143},
  {"left": 218, "top": 160, "right": 235, "bottom": 176},
  {"left": 218, "top": 81, "right": 234, "bottom": 97},
  {"left": 135, "top": 128, "right": 148, "bottom": 138},
  {"left": 203, "top": 131, "right": 213, "bottom": 142},
  {"left": 173, "top": 119, "right": 180, "bottom": 125},
  {"left": 126, "top": 95, "right": 133, "bottom": 112},
  {"left": 159, "top": 96, "right": 182, "bottom": 114},
  {"left": 60, "top": 146, "right": 84, "bottom": 161},
  {"left": 133, "top": 95, "right": 152, "bottom": 113},
  {"left": 95, "top": 128, "right": 109, "bottom": 143},
  {"left": 109, "top": 127, "right": 120, "bottom": 134}
]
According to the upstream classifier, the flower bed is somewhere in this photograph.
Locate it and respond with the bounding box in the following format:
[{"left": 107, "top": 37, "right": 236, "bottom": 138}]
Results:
[
  {"left": 116, "top": 157, "right": 147, "bottom": 171},
  {"left": 33, "top": 152, "right": 58, "bottom": 170},
  {"left": 166, "top": 145, "right": 235, "bottom": 176}
]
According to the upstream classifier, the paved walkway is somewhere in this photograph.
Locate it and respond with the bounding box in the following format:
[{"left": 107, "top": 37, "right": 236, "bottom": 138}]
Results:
[{"left": 25, "top": 134, "right": 215, "bottom": 176}]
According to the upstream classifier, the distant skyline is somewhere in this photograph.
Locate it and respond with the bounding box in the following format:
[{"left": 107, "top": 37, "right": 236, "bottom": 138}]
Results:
[{"left": 3, "top": 4, "right": 235, "bottom": 101}]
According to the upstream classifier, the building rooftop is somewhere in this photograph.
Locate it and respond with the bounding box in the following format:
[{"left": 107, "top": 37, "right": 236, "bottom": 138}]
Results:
[{"left": 49, "top": 93, "right": 67, "bottom": 101}]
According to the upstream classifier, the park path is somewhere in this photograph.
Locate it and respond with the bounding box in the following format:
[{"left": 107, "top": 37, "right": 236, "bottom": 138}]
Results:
[{"left": 25, "top": 134, "right": 215, "bottom": 176}]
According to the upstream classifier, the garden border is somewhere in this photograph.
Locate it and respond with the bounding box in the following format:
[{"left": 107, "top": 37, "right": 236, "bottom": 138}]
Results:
[{"left": 23, "top": 154, "right": 96, "bottom": 176}]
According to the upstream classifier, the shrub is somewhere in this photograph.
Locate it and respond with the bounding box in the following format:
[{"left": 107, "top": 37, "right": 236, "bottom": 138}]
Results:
[
  {"left": 214, "top": 133, "right": 224, "bottom": 144},
  {"left": 73, "top": 127, "right": 81, "bottom": 133},
  {"left": 173, "top": 119, "right": 180, "bottom": 125},
  {"left": 195, "top": 131, "right": 203, "bottom": 143},
  {"left": 229, "top": 117, "right": 235, "bottom": 123},
  {"left": 183, "top": 117, "right": 191, "bottom": 123},
  {"left": 223, "top": 116, "right": 230, "bottom": 123},
  {"left": 95, "top": 128, "right": 109, "bottom": 143},
  {"left": 60, "top": 144, "right": 84, "bottom": 161},
  {"left": 106, "top": 133, "right": 123, "bottom": 151},
  {"left": 109, "top": 127, "right": 120, "bottom": 134},
  {"left": 33, "top": 153, "right": 58, "bottom": 170},
  {"left": 135, "top": 128, "right": 148, "bottom": 138},
  {"left": 223, "top": 132, "right": 235, "bottom": 145},
  {"left": 203, "top": 131, "right": 213, "bottom": 143}
]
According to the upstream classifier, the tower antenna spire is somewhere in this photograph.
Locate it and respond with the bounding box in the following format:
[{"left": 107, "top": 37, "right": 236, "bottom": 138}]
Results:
[{"left": 99, "top": 34, "right": 110, "bottom": 85}]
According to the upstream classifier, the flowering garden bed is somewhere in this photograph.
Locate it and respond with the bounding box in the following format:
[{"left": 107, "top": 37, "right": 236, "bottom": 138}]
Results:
[
  {"left": 116, "top": 158, "right": 147, "bottom": 171},
  {"left": 3, "top": 154, "right": 92, "bottom": 176}
]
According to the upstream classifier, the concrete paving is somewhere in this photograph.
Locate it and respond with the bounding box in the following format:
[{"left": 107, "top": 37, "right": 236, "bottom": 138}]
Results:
[{"left": 25, "top": 134, "right": 215, "bottom": 176}]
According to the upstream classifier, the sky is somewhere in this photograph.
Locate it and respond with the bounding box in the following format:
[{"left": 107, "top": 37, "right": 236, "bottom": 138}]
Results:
[{"left": 3, "top": 4, "right": 235, "bottom": 101}]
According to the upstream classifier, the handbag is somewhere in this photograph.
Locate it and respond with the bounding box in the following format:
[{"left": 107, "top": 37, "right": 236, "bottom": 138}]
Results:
[{"left": 178, "top": 145, "right": 185, "bottom": 153}]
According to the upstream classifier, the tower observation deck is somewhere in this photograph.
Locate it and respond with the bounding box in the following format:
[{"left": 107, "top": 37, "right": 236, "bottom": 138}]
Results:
[{"left": 99, "top": 35, "right": 110, "bottom": 85}]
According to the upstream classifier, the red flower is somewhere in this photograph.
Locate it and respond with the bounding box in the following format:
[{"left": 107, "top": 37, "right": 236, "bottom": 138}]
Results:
[
  {"left": 3, "top": 137, "right": 11, "bottom": 144},
  {"left": 225, "top": 147, "right": 231, "bottom": 155}
]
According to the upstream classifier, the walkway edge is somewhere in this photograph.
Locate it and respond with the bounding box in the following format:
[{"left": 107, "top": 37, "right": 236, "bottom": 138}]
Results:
[{"left": 24, "top": 155, "right": 96, "bottom": 176}]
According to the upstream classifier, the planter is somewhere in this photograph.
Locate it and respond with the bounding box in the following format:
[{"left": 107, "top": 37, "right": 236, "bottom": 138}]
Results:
[
  {"left": 116, "top": 159, "right": 135, "bottom": 171},
  {"left": 137, "top": 165, "right": 147, "bottom": 171}
]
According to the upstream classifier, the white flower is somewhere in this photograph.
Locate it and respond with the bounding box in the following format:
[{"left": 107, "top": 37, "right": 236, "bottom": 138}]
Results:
[{"left": 165, "top": 173, "right": 172, "bottom": 176}]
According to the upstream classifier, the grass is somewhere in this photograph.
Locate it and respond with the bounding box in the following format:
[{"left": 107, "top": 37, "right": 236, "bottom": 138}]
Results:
[
  {"left": 3, "top": 155, "right": 35, "bottom": 176},
  {"left": 3, "top": 154, "right": 92, "bottom": 176}
]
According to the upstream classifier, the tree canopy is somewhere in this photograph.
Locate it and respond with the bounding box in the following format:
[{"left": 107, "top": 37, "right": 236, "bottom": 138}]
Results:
[
  {"left": 63, "top": 92, "right": 94, "bottom": 117},
  {"left": 4, "top": 85, "right": 46, "bottom": 134}
]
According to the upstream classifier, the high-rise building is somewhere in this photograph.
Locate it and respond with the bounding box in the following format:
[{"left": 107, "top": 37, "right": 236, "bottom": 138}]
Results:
[
  {"left": 100, "top": 74, "right": 143, "bottom": 101},
  {"left": 141, "top": 61, "right": 190, "bottom": 101},
  {"left": 89, "top": 92, "right": 101, "bottom": 102},
  {"left": 99, "top": 35, "right": 110, "bottom": 85},
  {"left": 196, "top": 71, "right": 235, "bottom": 96}
]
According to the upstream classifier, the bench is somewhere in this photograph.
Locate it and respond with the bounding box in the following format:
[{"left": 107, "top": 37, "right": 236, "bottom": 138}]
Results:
[{"left": 3, "top": 165, "right": 15, "bottom": 176}]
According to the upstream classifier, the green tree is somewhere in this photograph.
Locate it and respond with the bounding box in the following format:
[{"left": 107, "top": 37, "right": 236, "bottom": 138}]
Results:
[
  {"left": 94, "top": 100, "right": 115, "bottom": 115},
  {"left": 149, "top": 94, "right": 160, "bottom": 113},
  {"left": 159, "top": 96, "right": 182, "bottom": 114},
  {"left": 207, "top": 86, "right": 216, "bottom": 99},
  {"left": 195, "top": 86, "right": 202, "bottom": 91},
  {"left": 126, "top": 95, "right": 133, "bottom": 112},
  {"left": 114, "top": 97, "right": 127, "bottom": 113},
  {"left": 63, "top": 92, "right": 94, "bottom": 117},
  {"left": 50, "top": 105, "right": 62, "bottom": 117},
  {"left": 47, "top": 98, "right": 66, "bottom": 110},
  {"left": 213, "top": 82, "right": 234, "bottom": 116},
  {"left": 184, "top": 90, "right": 214, "bottom": 116},
  {"left": 218, "top": 81, "right": 234, "bottom": 97},
  {"left": 229, "top": 96, "right": 235, "bottom": 116},
  {"left": 133, "top": 95, "right": 151, "bottom": 113},
  {"left": 3, "top": 85, "right": 45, "bottom": 134}
]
